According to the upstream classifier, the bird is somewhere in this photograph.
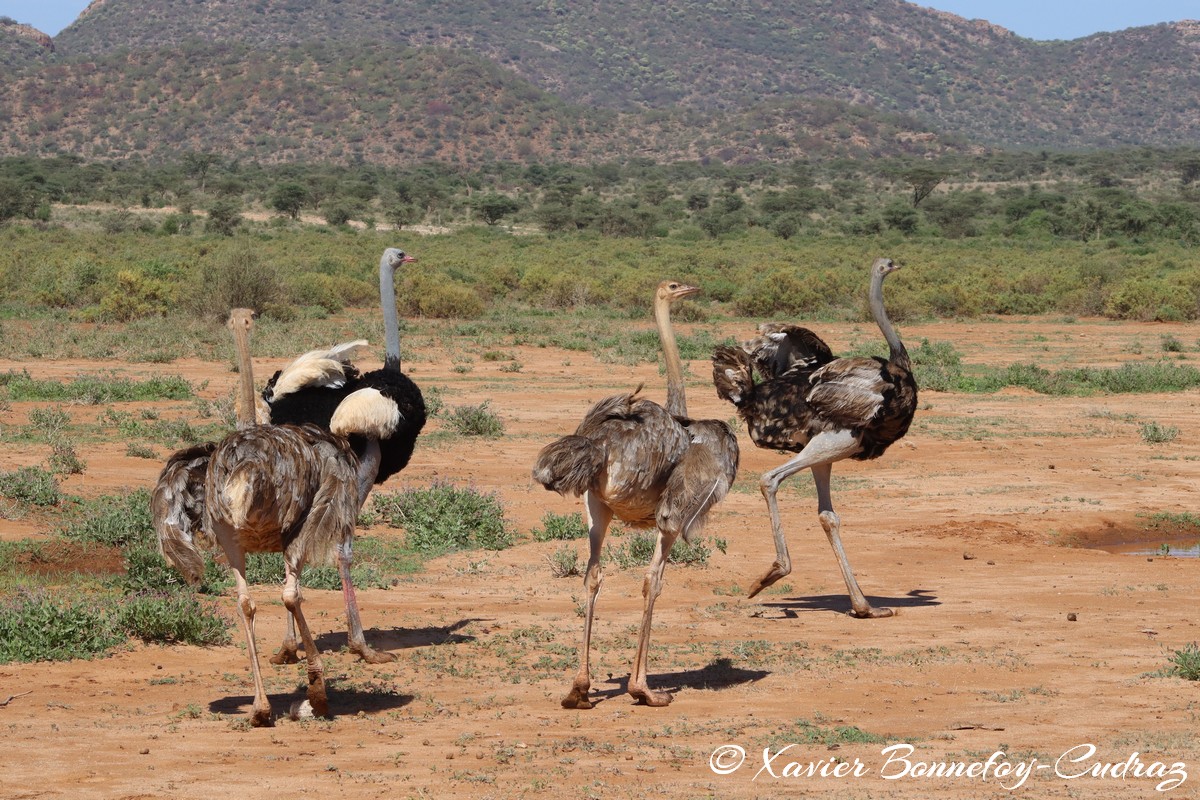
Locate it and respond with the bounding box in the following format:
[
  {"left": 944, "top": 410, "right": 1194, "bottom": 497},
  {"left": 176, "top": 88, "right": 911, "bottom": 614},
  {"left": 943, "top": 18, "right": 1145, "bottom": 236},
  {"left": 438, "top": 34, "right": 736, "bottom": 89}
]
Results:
[
  {"left": 533, "top": 280, "right": 739, "bottom": 708},
  {"left": 263, "top": 247, "right": 427, "bottom": 505},
  {"left": 711, "top": 257, "right": 917, "bottom": 618}
]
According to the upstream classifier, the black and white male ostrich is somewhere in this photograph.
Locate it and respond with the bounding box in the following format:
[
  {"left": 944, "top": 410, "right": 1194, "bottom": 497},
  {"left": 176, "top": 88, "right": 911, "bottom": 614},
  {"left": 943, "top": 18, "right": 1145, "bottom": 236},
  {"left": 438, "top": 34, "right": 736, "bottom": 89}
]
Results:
[
  {"left": 156, "top": 308, "right": 364, "bottom": 726},
  {"left": 264, "top": 248, "right": 426, "bottom": 505},
  {"left": 533, "top": 281, "right": 739, "bottom": 708},
  {"left": 712, "top": 257, "right": 917, "bottom": 618}
]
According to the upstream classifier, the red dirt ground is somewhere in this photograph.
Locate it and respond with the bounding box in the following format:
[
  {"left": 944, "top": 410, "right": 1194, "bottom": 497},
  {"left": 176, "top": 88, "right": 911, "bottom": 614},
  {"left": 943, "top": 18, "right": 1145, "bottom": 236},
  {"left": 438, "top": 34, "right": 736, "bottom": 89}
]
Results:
[{"left": 1, "top": 316, "right": 1198, "bottom": 799}]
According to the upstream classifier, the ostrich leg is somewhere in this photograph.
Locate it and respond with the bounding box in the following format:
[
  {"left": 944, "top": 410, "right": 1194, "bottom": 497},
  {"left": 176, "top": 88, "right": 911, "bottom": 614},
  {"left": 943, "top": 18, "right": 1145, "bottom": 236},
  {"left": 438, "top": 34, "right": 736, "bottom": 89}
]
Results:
[
  {"left": 562, "top": 491, "right": 612, "bottom": 710},
  {"left": 747, "top": 429, "right": 862, "bottom": 599},
  {"left": 812, "top": 462, "right": 893, "bottom": 618},
  {"left": 225, "top": 549, "right": 274, "bottom": 727},
  {"left": 627, "top": 530, "right": 677, "bottom": 706},
  {"left": 338, "top": 538, "right": 396, "bottom": 663},
  {"left": 281, "top": 562, "right": 329, "bottom": 718}
]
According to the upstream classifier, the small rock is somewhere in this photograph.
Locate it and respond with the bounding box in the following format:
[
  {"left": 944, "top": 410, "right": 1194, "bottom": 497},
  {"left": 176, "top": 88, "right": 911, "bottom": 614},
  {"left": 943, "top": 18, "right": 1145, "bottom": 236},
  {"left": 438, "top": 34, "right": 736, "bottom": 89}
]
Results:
[
  {"left": 963, "top": 552, "right": 976, "bottom": 561},
  {"left": 986, "top": 560, "right": 996, "bottom": 565},
  {"left": 139, "top": 748, "right": 150, "bottom": 755},
  {"left": 1067, "top": 612, "right": 1077, "bottom": 622}
]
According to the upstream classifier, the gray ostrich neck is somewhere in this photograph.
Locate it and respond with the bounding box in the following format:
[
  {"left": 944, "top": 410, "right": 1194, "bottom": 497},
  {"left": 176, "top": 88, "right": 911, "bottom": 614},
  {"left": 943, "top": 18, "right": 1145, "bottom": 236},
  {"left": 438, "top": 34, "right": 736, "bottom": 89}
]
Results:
[
  {"left": 655, "top": 297, "right": 687, "bottom": 417},
  {"left": 232, "top": 322, "right": 257, "bottom": 429},
  {"left": 380, "top": 257, "right": 401, "bottom": 372},
  {"left": 870, "top": 272, "right": 908, "bottom": 368}
]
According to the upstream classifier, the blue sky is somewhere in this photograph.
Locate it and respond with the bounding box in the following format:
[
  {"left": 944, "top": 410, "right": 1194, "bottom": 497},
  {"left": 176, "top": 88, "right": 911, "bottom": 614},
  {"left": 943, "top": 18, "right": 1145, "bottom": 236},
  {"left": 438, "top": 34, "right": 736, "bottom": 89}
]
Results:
[{"left": 1, "top": 0, "right": 1197, "bottom": 40}]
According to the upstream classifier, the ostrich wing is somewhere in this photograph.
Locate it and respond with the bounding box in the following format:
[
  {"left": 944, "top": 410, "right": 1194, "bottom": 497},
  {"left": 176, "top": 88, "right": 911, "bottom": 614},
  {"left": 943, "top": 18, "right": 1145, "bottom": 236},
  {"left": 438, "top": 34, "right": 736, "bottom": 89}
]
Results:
[
  {"left": 152, "top": 441, "right": 217, "bottom": 584},
  {"left": 805, "top": 357, "right": 891, "bottom": 429},
  {"left": 657, "top": 419, "right": 739, "bottom": 541},
  {"left": 746, "top": 323, "right": 835, "bottom": 380},
  {"left": 264, "top": 340, "right": 367, "bottom": 402}
]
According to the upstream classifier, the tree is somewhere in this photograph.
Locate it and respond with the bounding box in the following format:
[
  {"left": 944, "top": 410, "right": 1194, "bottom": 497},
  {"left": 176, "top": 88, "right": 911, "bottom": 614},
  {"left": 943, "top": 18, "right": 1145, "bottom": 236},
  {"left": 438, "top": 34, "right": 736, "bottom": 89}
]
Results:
[
  {"left": 182, "top": 152, "right": 221, "bottom": 192},
  {"left": 385, "top": 203, "right": 422, "bottom": 230},
  {"left": 473, "top": 193, "right": 520, "bottom": 226},
  {"left": 270, "top": 182, "right": 308, "bottom": 219},
  {"left": 206, "top": 197, "right": 243, "bottom": 236},
  {"left": 901, "top": 167, "right": 946, "bottom": 208}
]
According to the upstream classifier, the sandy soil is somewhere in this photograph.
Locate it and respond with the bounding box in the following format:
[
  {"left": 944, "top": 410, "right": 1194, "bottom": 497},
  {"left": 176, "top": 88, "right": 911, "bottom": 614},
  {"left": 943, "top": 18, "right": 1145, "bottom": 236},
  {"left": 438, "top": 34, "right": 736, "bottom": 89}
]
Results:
[{"left": 1, "top": 316, "right": 1199, "bottom": 799}]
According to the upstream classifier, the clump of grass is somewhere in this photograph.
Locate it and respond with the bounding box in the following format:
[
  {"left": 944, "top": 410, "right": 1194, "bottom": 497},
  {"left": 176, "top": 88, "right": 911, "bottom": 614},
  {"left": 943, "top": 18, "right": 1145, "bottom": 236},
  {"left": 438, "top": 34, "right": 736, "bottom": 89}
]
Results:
[
  {"left": 606, "top": 531, "right": 715, "bottom": 569},
  {"left": 1161, "top": 334, "right": 1184, "bottom": 353},
  {"left": 532, "top": 511, "right": 587, "bottom": 542},
  {"left": 116, "top": 592, "right": 231, "bottom": 646},
  {"left": 548, "top": 545, "right": 582, "bottom": 578},
  {"left": 0, "top": 466, "right": 61, "bottom": 507},
  {"left": 0, "top": 589, "right": 124, "bottom": 663},
  {"left": 48, "top": 440, "right": 86, "bottom": 475},
  {"left": 445, "top": 401, "right": 504, "bottom": 437},
  {"left": 1140, "top": 422, "right": 1179, "bottom": 444},
  {"left": 0, "top": 370, "right": 194, "bottom": 403},
  {"left": 61, "top": 490, "right": 153, "bottom": 547},
  {"left": 373, "top": 482, "right": 513, "bottom": 554},
  {"left": 27, "top": 407, "right": 70, "bottom": 438},
  {"left": 126, "top": 443, "right": 158, "bottom": 459},
  {"left": 1166, "top": 643, "right": 1200, "bottom": 681}
]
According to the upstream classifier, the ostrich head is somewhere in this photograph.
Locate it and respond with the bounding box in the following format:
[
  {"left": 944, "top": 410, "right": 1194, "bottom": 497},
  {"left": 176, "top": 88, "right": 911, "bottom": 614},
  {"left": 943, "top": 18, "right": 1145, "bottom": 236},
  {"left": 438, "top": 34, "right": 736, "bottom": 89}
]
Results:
[
  {"left": 382, "top": 248, "right": 417, "bottom": 274},
  {"left": 871, "top": 257, "right": 899, "bottom": 279},
  {"left": 656, "top": 280, "right": 700, "bottom": 306}
]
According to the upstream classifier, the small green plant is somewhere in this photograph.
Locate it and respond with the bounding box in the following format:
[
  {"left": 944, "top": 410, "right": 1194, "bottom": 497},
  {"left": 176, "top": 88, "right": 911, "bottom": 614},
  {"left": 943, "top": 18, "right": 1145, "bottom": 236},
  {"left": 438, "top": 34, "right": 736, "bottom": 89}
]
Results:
[
  {"left": 548, "top": 545, "right": 582, "bottom": 578},
  {"left": 1161, "top": 334, "right": 1184, "bottom": 353},
  {"left": 0, "top": 466, "right": 61, "bottom": 507},
  {"left": 27, "top": 407, "right": 71, "bottom": 438},
  {"left": 373, "top": 482, "right": 513, "bottom": 554},
  {"left": 445, "top": 401, "right": 505, "bottom": 437},
  {"left": 126, "top": 443, "right": 158, "bottom": 459},
  {"left": 1166, "top": 642, "right": 1200, "bottom": 681},
  {"left": 48, "top": 440, "right": 86, "bottom": 475},
  {"left": 606, "top": 531, "right": 713, "bottom": 569},
  {"left": 0, "top": 589, "right": 124, "bottom": 663},
  {"left": 1140, "top": 422, "right": 1179, "bottom": 444},
  {"left": 117, "top": 592, "right": 231, "bottom": 646},
  {"left": 532, "top": 511, "right": 588, "bottom": 542},
  {"left": 61, "top": 490, "right": 153, "bottom": 547}
]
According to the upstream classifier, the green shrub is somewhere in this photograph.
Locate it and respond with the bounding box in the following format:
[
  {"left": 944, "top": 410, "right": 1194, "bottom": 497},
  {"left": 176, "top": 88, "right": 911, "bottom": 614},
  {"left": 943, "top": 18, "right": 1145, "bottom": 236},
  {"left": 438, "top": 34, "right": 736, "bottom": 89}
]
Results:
[
  {"left": 606, "top": 531, "right": 714, "bottom": 569},
  {"left": 48, "top": 440, "right": 86, "bottom": 476},
  {"left": 373, "top": 482, "right": 513, "bottom": 555},
  {"left": 117, "top": 592, "right": 231, "bottom": 646},
  {"left": 1140, "top": 422, "right": 1179, "bottom": 444},
  {"left": 0, "top": 466, "right": 61, "bottom": 507},
  {"left": 548, "top": 545, "right": 582, "bottom": 578},
  {"left": 532, "top": 511, "right": 588, "bottom": 542},
  {"left": 61, "top": 490, "right": 153, "bottom": 547},
  {"left": 445, "top": 401, "right": 504, "bottom": 437},
  {"left": 0, "top": 371, "right": 194, "bottom": 403},
  {"left": 0, "top": 590, "right": 123, "bottom": 663},
  {"left": 1167, "top": 642, "right": 1200, "bottom": 681}
]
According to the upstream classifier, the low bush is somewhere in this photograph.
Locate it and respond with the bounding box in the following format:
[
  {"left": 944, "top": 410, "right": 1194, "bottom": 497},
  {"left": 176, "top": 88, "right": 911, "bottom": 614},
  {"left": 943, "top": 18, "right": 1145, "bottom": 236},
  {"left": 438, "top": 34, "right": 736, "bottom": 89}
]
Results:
[{"left": 373, "top": 482, "right": 513, "bottom": 554}]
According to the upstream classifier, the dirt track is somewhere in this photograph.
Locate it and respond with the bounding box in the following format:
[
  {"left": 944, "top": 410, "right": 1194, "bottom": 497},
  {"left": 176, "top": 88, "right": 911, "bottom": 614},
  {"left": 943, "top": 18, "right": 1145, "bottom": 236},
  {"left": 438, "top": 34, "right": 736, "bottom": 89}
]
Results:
[{"left": 1, "top": 316, "right": 1198, "bottom": 799}]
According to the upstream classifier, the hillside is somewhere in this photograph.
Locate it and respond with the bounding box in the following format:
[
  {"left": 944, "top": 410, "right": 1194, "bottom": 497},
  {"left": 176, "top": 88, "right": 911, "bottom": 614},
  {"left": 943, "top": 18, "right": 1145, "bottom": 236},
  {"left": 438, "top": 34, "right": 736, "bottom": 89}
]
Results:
[
  {"left": 44, "top": 0, "right": 1200, "bottom": 151},
  {"left": 0, "top": 40, "right": 955, "bottom": 166},
  {"left": 0, "top": 17, "right": 53, "bottom": 72}
]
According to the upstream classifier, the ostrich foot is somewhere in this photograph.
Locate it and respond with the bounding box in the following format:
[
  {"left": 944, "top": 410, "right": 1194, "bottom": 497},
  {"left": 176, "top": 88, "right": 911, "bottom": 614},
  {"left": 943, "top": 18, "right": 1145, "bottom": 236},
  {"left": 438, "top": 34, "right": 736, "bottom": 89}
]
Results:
[
  {"left": 269, "top": 638, "right": 300, "bottom": 665},
  {"left": 350, "top": 643, "right": 397, "bottom": 664},
  {"left": 747, "top": 562, "right": 790, "bottom": 599},
  {"left": 629, "top": 683, "right": 673, "bottom": 707},
  {"left": 849, "top": 606, "right": 895, "bottom": 619},
  {"left": 561, "top": 677, "right": 594, "bottom": 710},
  {"left": 250, "top": 706, "right": 274, "bottom": 728}
]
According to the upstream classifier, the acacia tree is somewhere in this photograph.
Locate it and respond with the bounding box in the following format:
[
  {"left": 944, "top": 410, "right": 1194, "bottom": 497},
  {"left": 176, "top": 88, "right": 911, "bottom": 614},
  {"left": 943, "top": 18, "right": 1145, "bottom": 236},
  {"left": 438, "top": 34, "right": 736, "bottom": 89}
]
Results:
[
  {"left": 473, "top": 193, "right": 520, "bottom": 225},
  {"left": 270, "top": 182, "right": 308, "bottom": 219}
]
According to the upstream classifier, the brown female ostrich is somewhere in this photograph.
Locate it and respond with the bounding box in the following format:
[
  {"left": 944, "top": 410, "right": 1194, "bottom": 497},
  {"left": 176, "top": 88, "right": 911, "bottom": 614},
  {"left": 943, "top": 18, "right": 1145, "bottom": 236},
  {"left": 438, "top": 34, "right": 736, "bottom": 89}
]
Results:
[
  {"left": 533, "top": 281, "right": 739, "bottom": 708},
  {"left": 712, "top": 257, "right": 917, "bottom": 618},
  {"left": 155, "top": 310, "right": 369, "bottom": 725}
]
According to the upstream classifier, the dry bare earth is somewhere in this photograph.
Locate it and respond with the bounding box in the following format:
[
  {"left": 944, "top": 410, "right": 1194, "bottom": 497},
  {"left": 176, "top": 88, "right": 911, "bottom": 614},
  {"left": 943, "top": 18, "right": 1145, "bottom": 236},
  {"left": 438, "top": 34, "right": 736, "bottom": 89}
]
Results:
[{"left": 1, "top": 316, "right": 1199, "bottom": 799}]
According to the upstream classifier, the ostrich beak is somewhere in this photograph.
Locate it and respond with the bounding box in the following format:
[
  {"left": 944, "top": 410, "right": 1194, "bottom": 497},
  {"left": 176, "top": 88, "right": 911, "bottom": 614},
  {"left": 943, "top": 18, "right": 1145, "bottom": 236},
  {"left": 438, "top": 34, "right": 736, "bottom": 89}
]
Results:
[
  {"left": 401, "top": 254, "right": 417, "bottom": 264},
  {"left": 674, "top": 284, "right": 700, "bottom": 299}
]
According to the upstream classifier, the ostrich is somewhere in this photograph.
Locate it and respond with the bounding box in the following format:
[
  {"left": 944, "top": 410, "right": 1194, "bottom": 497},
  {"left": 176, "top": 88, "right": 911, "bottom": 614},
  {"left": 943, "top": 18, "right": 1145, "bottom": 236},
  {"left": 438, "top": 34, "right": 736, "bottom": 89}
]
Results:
[
  {"left": 155, "top": 311, "right": 389, "bottom": 725},
  {"left": 712, "top": 257, "right": 917, "bottom": 618},
  {"left": 263, "top": 247, "right": 426, "bottom": 504},
  {"left": 533, "top": 281, "right": 739, "bottom": 708}
]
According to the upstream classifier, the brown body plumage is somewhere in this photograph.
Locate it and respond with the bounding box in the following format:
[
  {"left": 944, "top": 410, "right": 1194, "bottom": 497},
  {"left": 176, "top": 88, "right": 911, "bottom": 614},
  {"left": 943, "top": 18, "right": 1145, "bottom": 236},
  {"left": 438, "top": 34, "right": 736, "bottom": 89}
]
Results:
[
  {"left": 153, "top": 309, "right": 382, "bottom": 726},
  {"left": 533, "top": 281, "right": 739, "bottom": 709},
  {"left": 712, "top": 257, "right": 917, "bottom": 618}
]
